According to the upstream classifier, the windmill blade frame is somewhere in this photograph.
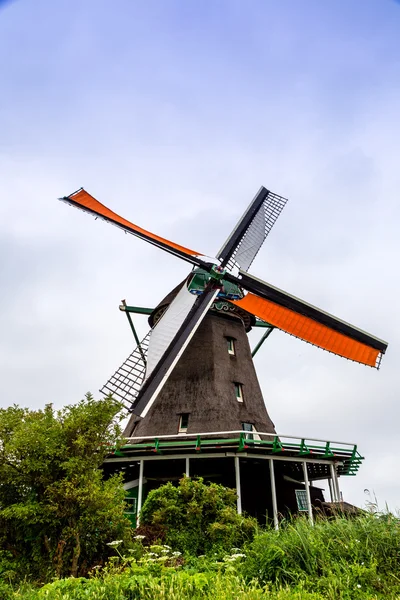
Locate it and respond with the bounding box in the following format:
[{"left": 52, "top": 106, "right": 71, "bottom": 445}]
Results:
[
  {"left": 100, "top": 330, "right": 151, "bottom": 408},
  {"left": 228, "top": 271, "right": 388, "bottom": 368},
  {"left": 218, "top": 186, "right": 288, "bottom": 272},
  {"left": 129, "top": 284, "right": 219, "bottom": 419},
  {"left": 144, "top": 280, "right": 198, "bottom": 382},
  {"left": 60, "top": 188, "right": 208, "bottom": 267}
]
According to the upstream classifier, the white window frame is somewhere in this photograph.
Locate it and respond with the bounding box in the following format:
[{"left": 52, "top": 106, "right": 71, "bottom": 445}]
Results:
[
  {"left": 227, "top": 337, "right": 236, "bottom": 355},
  {"left": 178, "top": 413, "right": 189, "bottom": 433},
  {"left": 241, "top": 423, "right": 261, "bottom": 441},
  {"left": 295, "top": 489, "right": 308, "bottom": 512},
  {"left": 125, "top": 496, "right": 137, "bottom": 515},
  {"left": 234, "top": 382, "right": 244, "bottom": 402}
]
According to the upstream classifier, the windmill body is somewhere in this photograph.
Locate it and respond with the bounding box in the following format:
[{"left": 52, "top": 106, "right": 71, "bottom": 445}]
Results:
[
  {"left": 60, "top": 185, "right": 388, "bottom": 525},
  {"left": 124, "top": 282, "right": 276, "bottom": 439}
]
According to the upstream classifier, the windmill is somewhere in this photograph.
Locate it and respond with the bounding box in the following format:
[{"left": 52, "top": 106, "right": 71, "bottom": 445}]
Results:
[{"left": 60, "top": 186, "right": 388, "bottom": 526}]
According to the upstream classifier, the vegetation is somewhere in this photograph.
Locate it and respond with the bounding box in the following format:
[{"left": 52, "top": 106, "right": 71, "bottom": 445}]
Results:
[
  {"left": 139, "top": 476, "right": 258, "bottom": 554},
  {"left": 1, "top": 396, "right": 400, "bottom": 599},
  {"left": 0, "top": 394, "right": 132, "bottom": 581},
  {"left": 1, "top": 512, "right": 400, "bottom": 599}
]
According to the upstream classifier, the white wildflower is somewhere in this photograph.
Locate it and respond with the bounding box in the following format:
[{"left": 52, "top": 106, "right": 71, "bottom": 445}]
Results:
[
  {"left": 106, "top": 540, "right": 123, "bottom": 547},
  {"left": 134, "top": 534, "right": 145, "bottom": 540},
  {"left": 357, "top": 584, "right": 361, "bottom": 589},
  {"left": 172, "top": 551, "right": 182, "bottom": 557}
]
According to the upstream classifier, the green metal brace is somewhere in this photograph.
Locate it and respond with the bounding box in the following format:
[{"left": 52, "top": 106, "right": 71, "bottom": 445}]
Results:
[
  {"left": 299, "top": 439, "right": 310, "bottom": 456},
  {"left": 272, "top": 436, "right": 284, "bottom": 453},
  {"left": 324, "top": 442, "right": 334, "bottom": 458},
  {"left": 251, "top": 326, "right": 274, "bottom": 357},
  {"left": 238, "top": 432, "right": 249, "bottom": 451},
  {"left": 120, "top": 300, "right": 147, "bottom": 366}
]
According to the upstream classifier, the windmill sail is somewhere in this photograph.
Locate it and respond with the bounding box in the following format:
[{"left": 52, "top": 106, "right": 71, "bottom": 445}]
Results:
[
  {"left": 145, "top": 282, "right": 197, "bottom": 381},
  {"left": 60, "top": 184, "right": 388, "bottom": 371},
  {"left": 231, "top": 272, "right": 388, "bottom": 368},
  {"left": 130, "top": 286, "right": 219, "bottom": 418},
  {"left": 218, "top": 187, "right": 287, "bottom": 272},
  {"left": 100, "top": 331, "right": 151, "bottom": 405},
  {"left": 60, "top": 188, "right": 205, "bottom": 266}
]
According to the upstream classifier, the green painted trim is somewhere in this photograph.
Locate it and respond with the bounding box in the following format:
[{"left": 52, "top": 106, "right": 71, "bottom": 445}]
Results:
[{"left": 116, "top": 434, "right": 364, "bottom": 475}]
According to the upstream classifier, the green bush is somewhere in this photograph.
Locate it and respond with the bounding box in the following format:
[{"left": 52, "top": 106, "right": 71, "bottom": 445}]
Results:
[
  {"left": 0, "top": 394, "right": 132, "bottom": 582},
  {"left": 140, "top": 477, "right": 258, "bottom": 555}
]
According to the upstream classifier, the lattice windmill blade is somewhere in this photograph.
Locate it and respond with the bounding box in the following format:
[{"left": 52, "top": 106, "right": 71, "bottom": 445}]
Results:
[
  {"left": 229, "top": 271, "right": 388, "bottom": 368},
  {"left": 131, "top": 284, "right": 219, "bottom": 418},
  {"left": 218, "top": 187, "right": 288, "bottom": 273},
  {"left": 60, "top": 188, "right": 208, "bottom": 267},
  {"left": 101, "top": 330, "right": 151, "bottom": 407},
  {"left": 144, "top": 280, "right": 197, "bottom": 382}
]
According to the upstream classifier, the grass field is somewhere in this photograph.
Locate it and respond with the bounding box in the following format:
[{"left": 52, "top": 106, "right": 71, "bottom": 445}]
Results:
[{"left": 2, "top": 513, "right": 400, "bottom": 600}]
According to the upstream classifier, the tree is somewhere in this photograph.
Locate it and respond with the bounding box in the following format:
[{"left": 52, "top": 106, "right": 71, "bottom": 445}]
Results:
[
  {"left": 0, "top": 394, "right": 131, "bottom": 581},
  {"left": 140, "top": 477, "right": 257, "bottom": 555}
]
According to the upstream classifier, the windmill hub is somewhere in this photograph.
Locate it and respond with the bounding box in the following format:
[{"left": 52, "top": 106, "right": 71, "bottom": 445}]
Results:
[{"left": 188, "top": 267, "right": 243, "bottom": 301}]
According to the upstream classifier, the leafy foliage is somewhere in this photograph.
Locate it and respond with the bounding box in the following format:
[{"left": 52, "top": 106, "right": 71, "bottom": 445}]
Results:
[
  {"left": 0, "top": 394, "right": 132, "bottom": 580},
  {"left": 140, "top": 477, "right": 258, "bottom": 554}
]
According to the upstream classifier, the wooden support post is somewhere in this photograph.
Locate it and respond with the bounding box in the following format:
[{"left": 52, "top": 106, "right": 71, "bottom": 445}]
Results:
[
  {"left": 185, "top": 457, "right": 190, "bottom": 477},
  {"left": 136, "top": 459, "right": 144, "bottom": 527},
  {"left": 269, "top": 458, "right": 279, "bottom": 530},
  {"left": 234, "top": 456, "right": 242, "bottom": 514},
  {"left": 302, "top": 461, "right": 314, "bottom": 525}
]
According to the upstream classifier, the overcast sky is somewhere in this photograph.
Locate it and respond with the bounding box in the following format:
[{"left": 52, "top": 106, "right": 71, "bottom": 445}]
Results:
[{"left": 1, "top": 0, "right": 399, "bottom": 510}]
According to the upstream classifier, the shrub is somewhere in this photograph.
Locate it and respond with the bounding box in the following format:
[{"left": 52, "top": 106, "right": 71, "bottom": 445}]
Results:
[
  {"left": 140, "top": 477, "right": 257, "bottom": 555},
  {"left": 0, "top": 394, "right": 132, "bottom": 582}
]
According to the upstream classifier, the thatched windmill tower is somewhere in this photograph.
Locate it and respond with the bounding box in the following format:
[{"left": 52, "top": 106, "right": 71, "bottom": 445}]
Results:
[
  {"left": 123, "top": 278, "right": 276, "bottom": 440},
  {"left": 60, "top": 186, "right": 388, "bottom": 526}
]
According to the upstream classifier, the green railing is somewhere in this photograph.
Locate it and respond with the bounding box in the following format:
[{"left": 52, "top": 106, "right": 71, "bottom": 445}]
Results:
[{"left": 111, "top": 430, "right": 364, "bottom": 476}]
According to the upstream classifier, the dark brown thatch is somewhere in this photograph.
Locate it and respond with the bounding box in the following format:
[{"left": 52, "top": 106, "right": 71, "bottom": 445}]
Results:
[{"left": 124, "top": 300, "right": 276, "bottom": 437}]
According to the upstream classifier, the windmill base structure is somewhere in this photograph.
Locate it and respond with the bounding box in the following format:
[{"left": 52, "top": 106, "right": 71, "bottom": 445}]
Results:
[
  {"left": 101, "top": 299, "right": 363, "bottom": 528},
  {"left": 59, "top": 185, "right": 387, "bottom": 527}
]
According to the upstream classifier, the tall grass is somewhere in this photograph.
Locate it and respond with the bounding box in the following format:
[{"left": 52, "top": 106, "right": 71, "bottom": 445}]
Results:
[
  {"left": 241, "top": 513, "right": 400, "bottom": 599},
  {"left": 0, "top": 573, "right": 329, "bottom": 600}
]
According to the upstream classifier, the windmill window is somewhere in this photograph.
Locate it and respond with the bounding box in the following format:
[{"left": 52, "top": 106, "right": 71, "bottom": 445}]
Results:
[
  {"left": 242, "top": 422, "right": 254, "bottom": 440},
  {"left": 178, "top": 413, "right": 189, "bottom": 433},
  {"left": 125, "top": 497, "right": 137, "bottom": 515},
  {"left": 295, "top": 490, "right": 308, "bottom": 512},
  {"left": 234, "top": 382, "right": 244, "bottom": 402},
  {"left": 226, "top": 337, "right": 236, "bottom": 355}
]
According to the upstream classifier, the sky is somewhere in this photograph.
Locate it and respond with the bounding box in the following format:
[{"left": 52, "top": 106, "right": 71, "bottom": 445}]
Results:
[{"left": 1, "top": 0, "right": 400, "bottom": 511}]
